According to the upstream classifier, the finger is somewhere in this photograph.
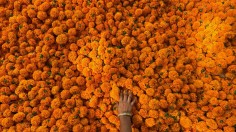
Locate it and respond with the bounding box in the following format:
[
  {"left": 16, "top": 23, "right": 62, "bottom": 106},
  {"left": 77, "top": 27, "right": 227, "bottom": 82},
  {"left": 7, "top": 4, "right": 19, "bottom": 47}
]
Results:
[
  {"left": 119, "top": 90, "right": 123, "bottom": 102},
  {"left": 114, "top": 103, "right": 118, "bottom": 110},
  {"left": 131, "top": 97, "right": 137, "bottom": 106},
  {"left": 123, "top": 90, "right": 128, "bottom": 102},
  {"left": 127, "top": 91, "right": 133, "bottom": 103}
]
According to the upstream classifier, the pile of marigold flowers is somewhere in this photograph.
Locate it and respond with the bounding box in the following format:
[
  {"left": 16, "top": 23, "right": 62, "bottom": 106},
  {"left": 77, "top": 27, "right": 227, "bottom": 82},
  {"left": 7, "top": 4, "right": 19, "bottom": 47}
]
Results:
[{"left": 0, "top": 0, "right": 236, "bottom": 131}]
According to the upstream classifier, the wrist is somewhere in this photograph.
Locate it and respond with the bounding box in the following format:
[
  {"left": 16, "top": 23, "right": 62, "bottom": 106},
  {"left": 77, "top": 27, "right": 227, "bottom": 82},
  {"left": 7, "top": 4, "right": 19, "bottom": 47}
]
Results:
[
  {"left": 118, "top": 112, "right": 132, "bottom": 117},
  {"left": 119, "top": 115, "right": 131, "bottom": 120}
]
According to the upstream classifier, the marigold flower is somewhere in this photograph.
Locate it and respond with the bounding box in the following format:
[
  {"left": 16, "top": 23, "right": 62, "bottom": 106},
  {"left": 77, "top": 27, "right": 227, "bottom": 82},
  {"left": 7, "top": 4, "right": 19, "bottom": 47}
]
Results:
[
  {"left": 193, "top": 80, "right": 203, "bottom": 88},
  {"left": 114, "top": 12, "right": 122, "bottom": 21},
  {"left": 79, "top": 106, "right": 88, "bottom": 118},
  {"left": 121, "top": 36, "right": 131, "bottom": 46},
  {"left": 51, "top": 98, "right": 61, "bottom": 108},
  {"left": 37, "top": 11, "right": 47, "bottom": 20},
  {"left": 206, "top": 119, "right": 218, "bottom": 129},
  {"left": 139, "top": 94, "right": 149, "bottom": 105},
  {"left": 89, "top": 96, "right": 98, "bottom": 108},
  {"left": 36, "top": 126, "right": 49, "bottom": 132},
  {"left": 0, "top": 75, "right": 12, "bottom": 86},
  {"left": 53, "top": 26, "right": 64, "bottom": 36},
  {"left": 132, "top": 114, "right": 143, "bottom": 126},
  {"left": 225, "top": 116, "right": 236, "bottom": 127},
  {"left": 108, "top": 115, "right": 119, "bottom": 126},
  {"left": 145, "top": 88, "right": 155, "bottom": 97},
  {"left": 27, "top": 9, "right": 37, "bottom": 18},
  {"left": 58, "top": 125, "right": 69, "bottom": 132},
  {"left": 76, "top": 76, "right": 85, "bottom": 86},
  {"left": 38, "top": 2, "right": 50, "bottom": 11},
  {"left": 148, "top": 110, "right": 158, "bottom": 118},
  {"left": 101, "top": 82, "right": 111, "bottom": 93},
  {"left": 180, "top": 116, "right": 192, "bottom": 129},
  {"left": 60, "top": 90, "right": 71, "bottom": 100},
  {"left": 52, "top": 108, "right": 63, "bottom": 119},
  {"left": 167, "top": 93, "right": 176, "bottom": 104},
  {"left": 145, "top": 118, "right": 155, "bottom": 127},
  {"left": 68, "top": 28, "right": 77, "bottom": 36},
  {"left": 135, "top": 8, "right": 143, "bottom": 17},
  {"left": 209, "top": 97, "right": 218, "bottom": 106},
  {"left": 0, "top": 95, "right": 10, "bottom": 104},
  {"left": 40, "top": 110, "right": 51, "bottom": 119},
  {"left": 1, "top": 117, "right": 14, "bottom": 128},
  {"left": 168, "top": 70, "right": 179, "bottom": 80},
  {"left": 31, "top": 115, "right": 41, "bottom": 126},
  {"left": 110, "top": 84, "right": 119, "bottom": 102},
  {"left": 56, "top": 34, "right": 68, "bottom": 45},
  {"left": 223, "top": 126, "right": 235, "bottom": 132},
  {"left": 144, "top": 67, "right": 154, "bottom": 77}
]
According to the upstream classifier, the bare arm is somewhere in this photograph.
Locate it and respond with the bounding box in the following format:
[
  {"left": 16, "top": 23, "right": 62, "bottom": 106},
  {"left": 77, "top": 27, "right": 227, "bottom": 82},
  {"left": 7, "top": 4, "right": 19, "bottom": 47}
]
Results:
[
  {"left": 120, "top": 116, "right": 132, "bottom": 132},
  {"left": 118, "top": 90, "right": 136, "bottom": 132}
]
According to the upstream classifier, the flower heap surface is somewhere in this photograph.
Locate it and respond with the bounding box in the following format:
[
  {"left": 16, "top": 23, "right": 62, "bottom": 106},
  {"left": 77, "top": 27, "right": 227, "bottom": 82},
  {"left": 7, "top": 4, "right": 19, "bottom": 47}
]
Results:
[{"left": 0, "top": 0, "right": 235, "bottom": 131}]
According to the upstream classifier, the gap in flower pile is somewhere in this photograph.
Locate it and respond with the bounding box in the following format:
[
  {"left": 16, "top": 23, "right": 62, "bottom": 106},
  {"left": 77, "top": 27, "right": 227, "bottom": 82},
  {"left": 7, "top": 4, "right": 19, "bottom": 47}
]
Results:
[{"left": 0, "top": 0, "right": 236, "bottom": 131}]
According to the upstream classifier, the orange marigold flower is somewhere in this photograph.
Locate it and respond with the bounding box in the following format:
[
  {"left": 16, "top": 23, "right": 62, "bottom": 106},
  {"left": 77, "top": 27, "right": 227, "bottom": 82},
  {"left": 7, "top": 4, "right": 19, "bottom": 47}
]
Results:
[
  {"left": 0, "top": 75, "right": 12, "bottom": 86},
  {"left": 101, "top": 82, "right": 111, "bottom": 93},
  {"left": 145, "top": 88, "right": 155, "bottom": 97},
  {"left": 36, "top": 126, "right": 49, "bottom": 132},
  {"left": 114, "top": 12, "right": 122, "bottom": 21},
  {"left": 180, "top": 116, "right": 192, "bottom": 129},
  {"left": 60, "top": 90, "right": 71, "bottom": 100},
  {"left": 43, "top": 33, "right": 55, "bottom": 45},
  {"left": 37, "top": 11, "right": 47, "bottom": 20},
  {"left": 121, "top": 36, "right": 131, "bottom": 46},
  {"left": 62, "top": 78, "right": 73, "bottom": 90},
  {"left": 139, "top": 94, "right": 149, "bottom": 105},
  {"left": 196, "top": 121, "right": 208, "bottom": 131},
  {"left": 32, "top": 70, "right": 42, "bottom": 81},
  {"left": 81, "top": 90, "right": 92, "bottom": 100},
  {"left": 27, "top": 9, "right": 37, "bottom": 18},
  {"left": 1, "top": 117, "right": 14, "bottom": 128},
  {"left": 51, "top": 98, "right": 61, "bottom": 108},
  {"left": 56, "top": 34, "right": 68, "bottom": 45},
  {"left": 144, "top": 67, "right": 154, "bottom": 77},
  {"left": 167, "top": 93, "right": 176, "bottom": 104},
  {"left": 206, "top": 119, "right": 218, "bottom": 129},
  {"left": 132, "top": 114, "right": 143, "bottom": 126},
  {"left": 53, "top": 26, "right": 64, "bottom": 36},
  {"left": 223, "top": 126, "right": 235, "bottom": 132},
  {"left": 148, "top": 110, "right": 158, "bottom": 118},
  {"left": 209, "top": 97, "right": 218, "bottom": 106},
  {"left": 40, "top": 110, "right": 51, "bottom": 119},
  {"left": 225, "top": 116, "right": 236, "bottom": 127},
  {"left": 110, "top": 84, "right": 120, "bottom": 102},
  {"left": 89, "top": 96, "right": 98, "bottom": 108},
  {"left": 79, "top": 106, "right": 88, "bottom": 118},
  {"left": 135, "top": 8, "right": 142, "bottom": 17},
  {"left": 0, "top": 95, "right": 10, "bottom": 104},
  {"left": 52, "top": 108, "right": 63, "bottom": 119},
  {"left": 108, "top": 115, "right": 119, "bottom": 126},
  {"left": 186, "top": 37, "right": 196, "bottom": 46},
  {"left": 68, "top": 28, "right": 77, "bottom": 36},
  {"left": 148, "top": 99, "right": 159, "bottom": 110},
  {"left": 76, "top": 76, "right": 85, "bottom": 86},
  {"left": 38, "top": 2, "right": 50, "bottom": 11},
  {"left": 145, "top": 22, "right": 154, "bottom": 32},
  {"left": 168, "top": 70, "right": 179, "bottom": 80},
  {"left": 145, "top": 118, "right": 155, "bottom": 127},
  {"left": 193, "top": 80, "right": 203, "bottom": 88},
  {"left": 31, "top": 115, "right": 41, "bottom": 126}
]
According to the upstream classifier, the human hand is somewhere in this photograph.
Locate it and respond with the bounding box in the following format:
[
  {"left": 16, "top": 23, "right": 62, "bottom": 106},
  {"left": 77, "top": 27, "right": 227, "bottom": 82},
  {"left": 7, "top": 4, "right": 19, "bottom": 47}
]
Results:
[{"left": 118, "top": 90, "right": 136, "bottom": 115}]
